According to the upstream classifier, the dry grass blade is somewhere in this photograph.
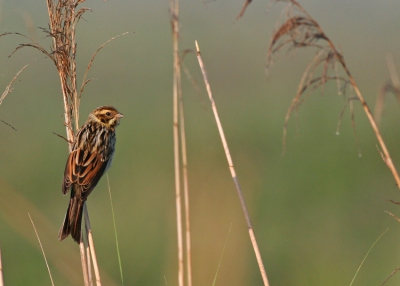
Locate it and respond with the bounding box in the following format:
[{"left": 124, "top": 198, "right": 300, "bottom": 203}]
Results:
[
  {"left": 79, "top": 32, "right": 130, "bottom": 100},
  {"left": 0, "top": 63, "right": 30, "bottom": 131},
  {"left": 212, "top": 223, "right": 233, "bottom": 286},
  {"left": 195, "top": 40, "right": 270, "bottom": 286},
  {"left": 28, "top": 213, "right": 55, "bottom": 286},
  {"left": 380, "top": 211, "right": 400, "bottom": 285},
  {"left": 380, "top": 267, "right": 400, "bottom": 286},
  {"left": 385, "top": 210, "right": 400, "bottom": 223},
  {"left": 52, "top": 131, "right": 73, "bottom": 143},
  {"left": 76, "top": 7, "right": 92, "bottom": 22},
  {"left": 348, "top": 228, "right": 389, "bottom": 286},
  {"left": 237, "top": 0, "right": 252, "bottom": 20},
  {"left": 269, "top": 0, "right": 400, "bottom": 187},
  {"left": 0, "top": 119, "right": 17, "bottom": 131},
  {"left": 0, "top": 32, "right": 55, "bottom": 62},
  {"left": 0, "top": 63, "right": 29, "bottom": 106},
  {"left": 106, "top": 175, "right": 124, "bottom": 285}
]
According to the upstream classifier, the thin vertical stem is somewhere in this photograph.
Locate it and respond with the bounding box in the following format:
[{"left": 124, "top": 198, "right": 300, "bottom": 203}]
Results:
[
  {"left": 28, "top": 214, "right": 55, "bottom": 286},
  {"left": 85, "top": 242, "right": 94, "bottom": 286},
  {"left": 84, "top": 205, "right": 102, "bottom": 286},
  {"left": 179, "top": 89, "right": 192, "bottom": 286},
  {"left": 106, "top": 175, "right": 124, "bottom": 285},
  {"left": 170, "top": 0, "right": 185, "bottom": 285},
  {"left": 195, "top": 41, "right": 270, "bottom": 286},
  {"left": 79, "top": 238, "right": 90, "bottom": 286}
]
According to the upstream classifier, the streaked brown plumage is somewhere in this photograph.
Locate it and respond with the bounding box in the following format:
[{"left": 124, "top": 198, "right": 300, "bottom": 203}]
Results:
[{"left": 59, "top": 106, "right": 123, "bottom": 243}]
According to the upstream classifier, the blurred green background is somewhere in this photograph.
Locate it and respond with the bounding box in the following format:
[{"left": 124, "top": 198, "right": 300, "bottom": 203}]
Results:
[{"left": 0, "top": 0, "right": 400, "bottom": 285}]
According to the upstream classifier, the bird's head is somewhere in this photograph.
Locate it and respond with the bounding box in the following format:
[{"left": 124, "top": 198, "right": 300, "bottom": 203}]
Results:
[{"left": 90, "top": 106, "right": 123, "bottom": 128}]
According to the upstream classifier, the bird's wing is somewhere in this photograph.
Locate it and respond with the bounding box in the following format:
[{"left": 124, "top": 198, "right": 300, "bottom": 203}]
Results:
[{"left": 62, "top": 148, "right": 108, "bottom": 196}]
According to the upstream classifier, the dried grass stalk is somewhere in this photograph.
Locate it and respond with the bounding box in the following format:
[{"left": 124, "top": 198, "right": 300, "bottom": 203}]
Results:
[
  {"left": 195, "top": 40, "right": 270, "bottom": 286},
  {"left": 28, "top": 213, "right": 55, "bottom": 286},
  {"left": 79, "top": 237, "right": 90, "bottom": 286},
  {"left": 169, "top": 0, "right": 186, "bottom": 285}
]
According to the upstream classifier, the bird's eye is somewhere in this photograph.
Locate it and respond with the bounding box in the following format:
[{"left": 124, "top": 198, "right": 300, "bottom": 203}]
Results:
[{"left": 105, "top": 112, "right": 111, "bottom": 116}]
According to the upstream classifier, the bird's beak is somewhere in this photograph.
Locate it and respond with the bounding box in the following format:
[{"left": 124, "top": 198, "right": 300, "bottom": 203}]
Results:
[{"left": 116, "top": 113, "right": 124, "bottom": 118}]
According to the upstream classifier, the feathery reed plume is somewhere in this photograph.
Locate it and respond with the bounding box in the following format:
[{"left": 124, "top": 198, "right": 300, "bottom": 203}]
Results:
[{"left": 266, "top": 0, "right": 400, "bottom": 186}]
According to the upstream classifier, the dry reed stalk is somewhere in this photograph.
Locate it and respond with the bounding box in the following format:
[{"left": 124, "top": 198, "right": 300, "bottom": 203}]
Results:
[
  {"left": 85, "top": 241, "right": 94, "bottom": 286},
  {"left": 179, "top": 83, "right": 193, "bottom": 286},
  {"left": 266, "top": 0, "right": 400, "bottom": 187},
  {"left": 28, "top": 213, "right": 55, "bottom": 286},
  {"left": 195, "top": 40, "right": 270, "bottom": 286},
  {"left": 170, "top": 0, "right": 187, "bottom": 285},
  {"left": 0, "top": 245, "right": 3, "bottom": 286},
  {"left": 79, "top": 237, "right": 90, "bottom": 286},
  {"left": 84, "top": 205, "right": 102, "bottom": 286}
]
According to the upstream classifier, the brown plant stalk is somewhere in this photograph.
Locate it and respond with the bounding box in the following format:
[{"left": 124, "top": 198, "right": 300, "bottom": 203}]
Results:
[
  {"left": 170, "top": 0, "right": 186, "bottom": 285},
  {"left": 195, "top": 40, "right": 270, "bottom": 286}
]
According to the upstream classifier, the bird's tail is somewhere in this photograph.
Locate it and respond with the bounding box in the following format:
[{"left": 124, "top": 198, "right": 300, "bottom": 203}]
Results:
[{"left": 58, "top": 192, "right": 84, "bottom": 243}]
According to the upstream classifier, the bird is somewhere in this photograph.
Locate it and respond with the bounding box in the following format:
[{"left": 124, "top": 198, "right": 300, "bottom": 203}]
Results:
[{"left": 58, "top": 106, "right": 123, "bottom": 243}]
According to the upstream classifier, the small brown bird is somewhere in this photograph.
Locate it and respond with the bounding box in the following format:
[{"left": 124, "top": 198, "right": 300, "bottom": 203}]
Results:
[{"left": 59, "top": 106, "right": 123, "bottom": 243}]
